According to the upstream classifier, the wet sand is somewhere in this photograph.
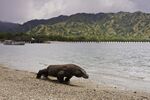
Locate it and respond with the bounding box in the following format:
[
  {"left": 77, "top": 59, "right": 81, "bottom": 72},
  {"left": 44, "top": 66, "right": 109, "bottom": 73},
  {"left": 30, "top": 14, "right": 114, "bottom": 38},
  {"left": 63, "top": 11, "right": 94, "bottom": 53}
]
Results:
[{"left": 0, "top": 65, "right": 150, "bottom": 100}]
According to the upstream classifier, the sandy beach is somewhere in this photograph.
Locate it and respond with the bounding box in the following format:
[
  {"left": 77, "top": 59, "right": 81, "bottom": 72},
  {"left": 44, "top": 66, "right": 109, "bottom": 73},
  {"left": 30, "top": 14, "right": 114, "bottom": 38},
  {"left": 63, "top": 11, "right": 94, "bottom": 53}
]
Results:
[{"left": 0, "top": 65, "right": 150, "bottom": 100}]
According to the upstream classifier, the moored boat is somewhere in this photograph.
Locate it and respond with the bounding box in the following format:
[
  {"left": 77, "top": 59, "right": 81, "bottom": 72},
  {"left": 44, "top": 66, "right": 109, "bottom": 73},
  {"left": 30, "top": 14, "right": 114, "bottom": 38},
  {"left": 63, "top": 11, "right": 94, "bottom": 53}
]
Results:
[
  {"left": 3, "top": 40, "right": 25, "bottom": 45},
  {"left": 13, "top": 41, "right": 25, "bottom": 45}
]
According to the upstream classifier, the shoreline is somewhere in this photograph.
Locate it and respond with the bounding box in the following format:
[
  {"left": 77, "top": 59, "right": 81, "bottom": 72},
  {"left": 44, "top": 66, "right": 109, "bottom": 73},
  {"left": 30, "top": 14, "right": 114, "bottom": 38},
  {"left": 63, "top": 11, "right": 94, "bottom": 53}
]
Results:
[{"left": 0, "top": 65, "right": 150, "bottom": 100}]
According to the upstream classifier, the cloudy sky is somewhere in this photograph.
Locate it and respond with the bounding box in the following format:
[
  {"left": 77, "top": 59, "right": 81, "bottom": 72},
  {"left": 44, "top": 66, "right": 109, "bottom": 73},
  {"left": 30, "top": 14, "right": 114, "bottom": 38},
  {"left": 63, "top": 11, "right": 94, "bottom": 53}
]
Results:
[{"left": 0, "top": 0, "right": 149, "bottom": 23}]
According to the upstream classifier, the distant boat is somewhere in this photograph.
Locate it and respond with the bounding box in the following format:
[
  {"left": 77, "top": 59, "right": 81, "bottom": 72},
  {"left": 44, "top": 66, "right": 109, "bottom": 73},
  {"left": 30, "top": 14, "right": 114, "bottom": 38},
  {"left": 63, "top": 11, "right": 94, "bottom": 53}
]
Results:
[
  {"left": 13, "top": 41, "right": 25, "bottom": 45},
  {"left": 3, "top": 40, "right": 25, "bottom": 45}
]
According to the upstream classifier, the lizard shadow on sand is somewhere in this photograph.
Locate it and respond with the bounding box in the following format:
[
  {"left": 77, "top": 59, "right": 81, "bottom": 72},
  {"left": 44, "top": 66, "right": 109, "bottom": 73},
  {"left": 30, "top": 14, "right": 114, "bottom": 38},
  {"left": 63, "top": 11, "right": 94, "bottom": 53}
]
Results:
[{"left": 39, "top": 77, "right": 83, "bottom": 87}]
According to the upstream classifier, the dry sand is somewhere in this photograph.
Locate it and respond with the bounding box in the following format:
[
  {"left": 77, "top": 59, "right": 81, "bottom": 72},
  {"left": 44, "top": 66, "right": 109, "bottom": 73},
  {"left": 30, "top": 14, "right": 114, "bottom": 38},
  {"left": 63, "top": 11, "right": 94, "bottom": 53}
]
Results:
[{"left": 0, "top": 66, "right": 150, "bottom": 100}]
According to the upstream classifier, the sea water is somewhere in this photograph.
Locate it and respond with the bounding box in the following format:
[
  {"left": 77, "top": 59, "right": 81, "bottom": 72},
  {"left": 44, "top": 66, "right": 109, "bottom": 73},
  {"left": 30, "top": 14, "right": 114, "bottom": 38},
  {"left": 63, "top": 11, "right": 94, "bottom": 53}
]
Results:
[{"left": 0, "top": 42, "right": 150, "bottom": 92}]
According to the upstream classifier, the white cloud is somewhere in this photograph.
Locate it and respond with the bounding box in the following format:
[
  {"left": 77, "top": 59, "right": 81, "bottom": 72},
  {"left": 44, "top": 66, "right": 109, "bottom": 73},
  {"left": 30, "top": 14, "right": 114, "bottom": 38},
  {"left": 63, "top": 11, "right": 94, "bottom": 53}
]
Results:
[
  {"left": 28, "top": 0, "right": 65, "bottom": 19},
  {"left": 27, "top": 0, "right": 137, "bottom": 20},
  {"left": 0, "top": 0, "right": 149, "bottom": 23}
]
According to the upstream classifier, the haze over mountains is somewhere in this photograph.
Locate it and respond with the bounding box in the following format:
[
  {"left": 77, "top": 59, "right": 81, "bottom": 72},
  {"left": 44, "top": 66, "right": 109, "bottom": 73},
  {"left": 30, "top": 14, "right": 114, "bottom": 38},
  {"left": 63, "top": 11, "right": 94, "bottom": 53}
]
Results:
[{"left": 0, "top": 11, "right": 150, "bottom": 41}]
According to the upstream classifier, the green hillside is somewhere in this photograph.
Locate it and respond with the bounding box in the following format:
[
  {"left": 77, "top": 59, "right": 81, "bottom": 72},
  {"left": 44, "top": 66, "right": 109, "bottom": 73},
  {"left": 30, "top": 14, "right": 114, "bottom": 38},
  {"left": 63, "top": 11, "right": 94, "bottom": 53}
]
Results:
[
  {"left": 1, "top": 12, "right": 150, "bottom": 42},
  {"left": 26, "top": 12, "right": 150, "bottom": 42}
]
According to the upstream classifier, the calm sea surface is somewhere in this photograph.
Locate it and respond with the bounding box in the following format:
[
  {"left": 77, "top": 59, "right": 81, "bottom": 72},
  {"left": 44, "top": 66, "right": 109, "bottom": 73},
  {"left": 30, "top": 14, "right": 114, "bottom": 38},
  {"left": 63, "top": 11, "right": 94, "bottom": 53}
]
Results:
[{"left": 0, "top": 42, "right": 150, "bottom": 91}]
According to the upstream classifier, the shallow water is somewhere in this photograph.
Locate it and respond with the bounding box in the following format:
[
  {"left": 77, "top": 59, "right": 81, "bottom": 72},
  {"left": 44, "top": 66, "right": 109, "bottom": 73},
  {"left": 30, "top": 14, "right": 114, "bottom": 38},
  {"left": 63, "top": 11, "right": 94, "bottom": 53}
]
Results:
[{"left": 0, "top": 42, "right": 150, "bottom": 91}]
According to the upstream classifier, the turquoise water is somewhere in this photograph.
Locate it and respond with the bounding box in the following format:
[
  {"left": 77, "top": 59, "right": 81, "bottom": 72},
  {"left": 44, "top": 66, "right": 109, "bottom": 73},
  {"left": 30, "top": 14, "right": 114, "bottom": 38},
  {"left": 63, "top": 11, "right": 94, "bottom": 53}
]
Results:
[{"left": 0, "top": 42, "right": 150, "bottom": 91}]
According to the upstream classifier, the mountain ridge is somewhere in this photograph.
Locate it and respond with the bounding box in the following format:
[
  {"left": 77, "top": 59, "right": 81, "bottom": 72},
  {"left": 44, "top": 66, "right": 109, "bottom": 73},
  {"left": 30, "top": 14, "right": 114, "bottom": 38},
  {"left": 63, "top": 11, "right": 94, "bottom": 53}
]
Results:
[{"left": 0, "top": 11, "right": 150, "bottom": 42}]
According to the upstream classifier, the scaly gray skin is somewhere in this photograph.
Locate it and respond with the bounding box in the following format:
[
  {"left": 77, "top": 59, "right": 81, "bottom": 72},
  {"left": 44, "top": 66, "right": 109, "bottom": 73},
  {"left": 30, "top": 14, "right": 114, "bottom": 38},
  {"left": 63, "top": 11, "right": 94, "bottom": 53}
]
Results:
[{"left": 36, "top": 64, "right": 89, "bottom": 83}]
